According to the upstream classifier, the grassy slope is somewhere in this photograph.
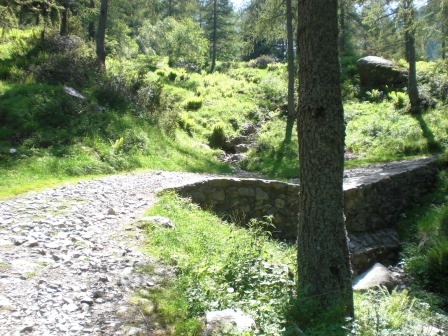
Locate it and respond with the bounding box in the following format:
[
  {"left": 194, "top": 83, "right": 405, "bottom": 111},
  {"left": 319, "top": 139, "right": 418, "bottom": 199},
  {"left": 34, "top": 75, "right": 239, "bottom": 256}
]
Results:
[
  {"left": 1, "top": 29, "right": 448, "bottom": 334},
  {"left": 139, "top": 193, "right": 448, "bottom": 335}
]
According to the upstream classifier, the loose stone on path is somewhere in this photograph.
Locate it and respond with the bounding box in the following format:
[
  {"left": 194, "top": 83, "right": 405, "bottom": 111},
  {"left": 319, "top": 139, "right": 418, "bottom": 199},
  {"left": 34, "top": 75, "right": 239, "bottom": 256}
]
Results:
[{"left": 0, "top": 171, "right": 211, "bottom": 335}]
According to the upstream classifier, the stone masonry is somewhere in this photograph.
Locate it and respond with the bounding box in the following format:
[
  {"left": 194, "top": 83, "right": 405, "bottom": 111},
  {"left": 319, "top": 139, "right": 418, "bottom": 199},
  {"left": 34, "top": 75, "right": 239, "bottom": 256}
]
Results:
[{"left": 173, "top": 157, "right": 438, "bottom": 273}]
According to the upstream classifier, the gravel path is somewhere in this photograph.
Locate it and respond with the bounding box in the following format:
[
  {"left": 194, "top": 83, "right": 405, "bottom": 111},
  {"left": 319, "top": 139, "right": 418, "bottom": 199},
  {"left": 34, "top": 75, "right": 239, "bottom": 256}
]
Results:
[
  {"left": 0, "top": 171, "right": 213, "bottom": 335},
  {"left": 0, "top": 158, "right": 435, "bottom": 335}
]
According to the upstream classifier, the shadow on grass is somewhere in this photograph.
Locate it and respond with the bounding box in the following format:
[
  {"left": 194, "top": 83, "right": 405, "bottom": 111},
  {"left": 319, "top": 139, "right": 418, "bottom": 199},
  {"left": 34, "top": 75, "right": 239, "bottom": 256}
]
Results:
[
  {"left": 272, "top": 116, "right": 296, "bottom": 176},
  {"left": 413, "top": 112, "right": 442, "bottom": 153}
]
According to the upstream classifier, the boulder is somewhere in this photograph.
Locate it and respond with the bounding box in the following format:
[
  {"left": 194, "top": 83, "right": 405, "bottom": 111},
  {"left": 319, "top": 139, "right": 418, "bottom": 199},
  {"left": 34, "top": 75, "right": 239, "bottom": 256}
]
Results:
[
  {"left": 357, "top": 56, "right": 408, "bottom": 85},
  {"left": 203, "top": 309, "right": 256, "bottom": 335},
  {"left": 63, "top": 86, "right": 86, "bottom": 100},
  {"left": 353, "top": 263, "right": 397, "bottom": 291}
]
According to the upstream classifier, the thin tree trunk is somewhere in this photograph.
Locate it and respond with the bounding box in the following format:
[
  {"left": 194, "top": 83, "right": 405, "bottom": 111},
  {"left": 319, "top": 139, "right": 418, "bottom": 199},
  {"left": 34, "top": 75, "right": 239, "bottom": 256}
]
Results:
[
  {"left": 297, "top": 0, "right": 354, "bottom": 317},
  {"left": 210, "top": 0, "right": 217, "bottom": 73},
  {"left": 339, "top": 0, "right": 346, "bottom": 55},
  {"left": 286, "top": 0, "right": 295, "bottom": 118},
  {"left": 96, "top": 0, "right": 109, "bottom": 68},
  {"left": 60, "top": 7, "right": 68, "bottom": 36},
  {"left": 404, "top": 0, "right": 420, "bottom": 113},
  {"left": 88, "top": 0, "right": 96, "bottom": 40}
]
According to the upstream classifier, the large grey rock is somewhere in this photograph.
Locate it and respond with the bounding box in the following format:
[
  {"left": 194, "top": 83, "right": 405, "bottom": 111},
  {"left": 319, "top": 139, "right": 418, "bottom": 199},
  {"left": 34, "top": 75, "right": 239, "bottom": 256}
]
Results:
[
  {"left": 204, "top": 309, "right": 256, "bottom": 335},
  {"left": 357, "top": 56, "right": 408, "bottom": 85},
  {"left": 63, "top": 86, "right": 86, "bottom": 100},
  {"left": 353, "top": 263, "right": 397, "bottom": 291}
]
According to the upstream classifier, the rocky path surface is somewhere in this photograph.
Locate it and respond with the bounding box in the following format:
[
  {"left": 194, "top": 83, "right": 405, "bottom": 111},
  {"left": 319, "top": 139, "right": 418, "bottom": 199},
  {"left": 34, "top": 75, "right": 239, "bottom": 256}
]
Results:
[
  {"left": 0, "top": 158, "right": 436, "bottom": 335},
  {"left": 0, "top": 171, "right": 213, "bottom": 335}
]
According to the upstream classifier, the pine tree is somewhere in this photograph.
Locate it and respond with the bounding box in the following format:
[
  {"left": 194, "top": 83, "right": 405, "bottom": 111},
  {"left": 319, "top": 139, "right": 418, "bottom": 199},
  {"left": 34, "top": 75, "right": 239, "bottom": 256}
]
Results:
[{"left": 202, "top": 0, "right": 234, "bottom": 72}]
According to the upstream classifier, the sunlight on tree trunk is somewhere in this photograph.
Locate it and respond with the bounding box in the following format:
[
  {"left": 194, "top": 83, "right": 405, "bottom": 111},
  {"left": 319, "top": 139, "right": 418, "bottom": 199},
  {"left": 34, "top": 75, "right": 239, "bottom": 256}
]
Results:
[{"left": 296, "top": 0, "right": 354, "bottom": 319}]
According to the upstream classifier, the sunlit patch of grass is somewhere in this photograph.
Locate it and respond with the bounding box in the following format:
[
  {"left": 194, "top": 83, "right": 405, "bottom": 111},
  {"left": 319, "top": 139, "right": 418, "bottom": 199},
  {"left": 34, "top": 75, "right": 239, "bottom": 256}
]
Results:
[{"left": 141, "top": 192, "right": 296, "bottom": 335}]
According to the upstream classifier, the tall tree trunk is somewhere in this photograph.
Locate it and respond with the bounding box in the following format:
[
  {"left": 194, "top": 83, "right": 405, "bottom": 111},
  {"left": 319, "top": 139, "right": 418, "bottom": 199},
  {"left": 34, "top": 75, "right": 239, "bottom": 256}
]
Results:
[
  {"left": 88, "top": 0, "right": 96, "bottom": 40},
  {"left": 339, "top": 0, "right": 346, "bottom": 55},
  {"left": 297, "top": 0, "right": 354, "bottom": 317},
  {"left": 210, "top": 0, "right": 217, "bottom": 73},
  {"left": 60, "top": 7, "right": 68, "bottom": 36},
  {"left": 19, "top": 5, "right": 24, "bottom": 25},
  {"left": 286, "top": 0, "right": 295, "bottom": 118},
  {"left": 404, "top": 0, "right": 420, "bottom": 113},
  {"left": 96, "top": 0, "right": 109, "bottom": 68}
]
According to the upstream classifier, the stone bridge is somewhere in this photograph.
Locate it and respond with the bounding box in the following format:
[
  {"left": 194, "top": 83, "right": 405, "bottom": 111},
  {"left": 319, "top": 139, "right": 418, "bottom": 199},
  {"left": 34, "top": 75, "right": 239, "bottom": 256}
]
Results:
[{"left": 172, "top": 157, "right": 437, "bottom": 273}]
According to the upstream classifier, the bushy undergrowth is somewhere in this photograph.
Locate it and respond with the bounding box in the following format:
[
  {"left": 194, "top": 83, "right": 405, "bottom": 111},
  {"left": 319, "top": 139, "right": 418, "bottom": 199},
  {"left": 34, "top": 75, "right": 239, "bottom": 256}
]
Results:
[
  {"left": 399, "top": 170, "right": 448, "bottom": 298},
  {"left": 141, "top": 193, "right": 447, "bottom": 335}
]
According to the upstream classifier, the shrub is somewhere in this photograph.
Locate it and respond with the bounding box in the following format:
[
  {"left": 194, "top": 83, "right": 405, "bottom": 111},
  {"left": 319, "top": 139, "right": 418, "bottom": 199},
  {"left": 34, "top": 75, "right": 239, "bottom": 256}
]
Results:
[
  {"left": 178, "top": 114, "right": 196, "bottom": 135},
  {"left": 135, "top": 80, "right": 163, "bottom": 114},
  {"left": 388, "top": 91, "right": 407, "bottom": 109},
  {"left": 250, "top": 55, "right": 275, "bottom": 69},
  {"left": 426, "top": 242, "right": 448, "bottom": 295},
  {"left": 29, "top": 34, "right": 96, "bottom": 87},
  {"left": 208, "top": 122, "right": 227, "bottom": 149},
  {"left": 185, "top": 97, "right": 203, "bottom": 110},
  {"left": 155, "top": 106, "right": 179, "bottom": 137},
  {"left": 168, "top": 71, "right": 177, "bottom": 81}
]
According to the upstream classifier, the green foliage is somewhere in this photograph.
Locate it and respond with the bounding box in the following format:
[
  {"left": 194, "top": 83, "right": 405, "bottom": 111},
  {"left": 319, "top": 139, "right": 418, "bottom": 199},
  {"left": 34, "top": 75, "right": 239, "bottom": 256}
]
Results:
[
  {"left": 141, "top": 194, "right": 448, "bottom": 335},
  {"left": 398, "top": 170, "right": 448, "bottom": 301},
  {"left": 137, "top": 17, "right": 208, "bottom": 70},
  {"left": 29, "top": 34, "right": 96, "bottom": 86},
  {"left": 143, "top": 193, "right": 296, "bottom": 335},
  {"left": 388, "top": 91, "right": 408, "bottom": 109},
  {"left": 185, "top": 97, "right": 203, "bottom": 110},
  {"left": 208, "top": 122, "right": 227, "bottom": 149},
  {"left": 250, "top": 55, "right": 276, "bottom": 69},
  {"left": 178, "top": 113, "right": 196, "bottom": 135}
]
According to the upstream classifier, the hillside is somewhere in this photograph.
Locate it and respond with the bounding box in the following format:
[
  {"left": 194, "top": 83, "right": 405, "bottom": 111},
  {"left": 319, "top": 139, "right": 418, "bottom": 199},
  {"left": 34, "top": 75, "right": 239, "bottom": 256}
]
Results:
[{"left": 1, "top": 28, "right": 448, "bottom": 335}]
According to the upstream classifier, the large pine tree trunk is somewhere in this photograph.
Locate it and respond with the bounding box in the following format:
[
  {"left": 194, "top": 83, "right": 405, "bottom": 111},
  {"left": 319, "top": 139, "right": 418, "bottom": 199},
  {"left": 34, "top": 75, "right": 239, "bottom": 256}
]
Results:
[
  {"left": 296, "top": 0, "right": 353, "bottom": 316},
  {"left": 286, "top": 0, "right": 295, "bottom": 118},
  {"left": 96, "top": 0, "right": 109, "bottom": 68}
]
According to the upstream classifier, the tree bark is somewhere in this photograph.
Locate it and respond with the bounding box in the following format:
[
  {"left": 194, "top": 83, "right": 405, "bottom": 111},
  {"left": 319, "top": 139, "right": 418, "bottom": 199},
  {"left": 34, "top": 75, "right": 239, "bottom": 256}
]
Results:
[
  {"left": 210, "top": 0, "right": 217, "bottom": 73},
  {"left": 286, "top": 0, "right": 295, "bottom": 118},
  {"left": 403, "top": 0, "right": 420, "bottom": 113},
  {"left": 339, "top": 0, "right": 346, "bottom": 55},
  {"left": 88, "top": 0, "right": 96, "bottom": 40},
  {"left": 60, "top": 7, "right": 68, "bottom": 36},
  {"left": 96, "top": 0, "right": 108, "bottom": 68},
  {"left": 296, "top": 0, "right": 353, "bottom": 317}
]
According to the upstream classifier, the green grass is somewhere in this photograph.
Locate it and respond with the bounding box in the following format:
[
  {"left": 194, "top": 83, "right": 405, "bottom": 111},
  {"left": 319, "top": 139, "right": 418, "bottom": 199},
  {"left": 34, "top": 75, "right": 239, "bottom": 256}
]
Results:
[
  {"left": 140, "top": 193, "right": 448, "bottom": 335},
  {"left": 398, "top": 170, "right": 448, "bottom": 299},
  {"left": 141, "top": 192, "right": 296, "bottom": 335}
]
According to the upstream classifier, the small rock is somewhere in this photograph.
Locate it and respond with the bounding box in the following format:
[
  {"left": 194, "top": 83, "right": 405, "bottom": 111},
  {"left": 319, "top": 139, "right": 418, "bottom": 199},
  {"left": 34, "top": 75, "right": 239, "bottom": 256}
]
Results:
[
  {"left": 204, "top": 309, "right": 256, "bottom": 335},
  {"left": 20, "top": 325, "right": 34, "bottom": 333},
  {"left": 27, "top": 240, "right": 39, "bottom": 247},
  {"left": 63, "top": 303, "right": 78, "bottom": 312},
  {"left": 98, "top": 275, "right": 110, "bottom": 283},
  {"left": 107, "top": 208, "right": 117, "bottom": 215},
  {"left": 93, "top": 290, "right": 104, "bottom": 298},
  {"left": 353, "top": 263, "right": 397, "bottom": 291},
  {"left": 126, "top": 327, "right": 144, "bottom": 336},
  {"left": 146, "top": 281, "right": 156, "bottom": 287},
  {"left": 80, "top": 297, "right": 94, "bottom": 305},
  {"left": 136, "top": 216, "right": 175, "bottom": 230},
  {"left": 0, "top": 296, "right": 11, "bottom": 308}
]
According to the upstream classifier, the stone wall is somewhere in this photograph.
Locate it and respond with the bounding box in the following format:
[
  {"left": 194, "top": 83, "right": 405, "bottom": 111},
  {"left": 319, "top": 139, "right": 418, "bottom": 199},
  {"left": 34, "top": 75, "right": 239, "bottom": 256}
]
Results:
[{"left": 173, "top": 157, "right": 437, "bottom": 272}]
